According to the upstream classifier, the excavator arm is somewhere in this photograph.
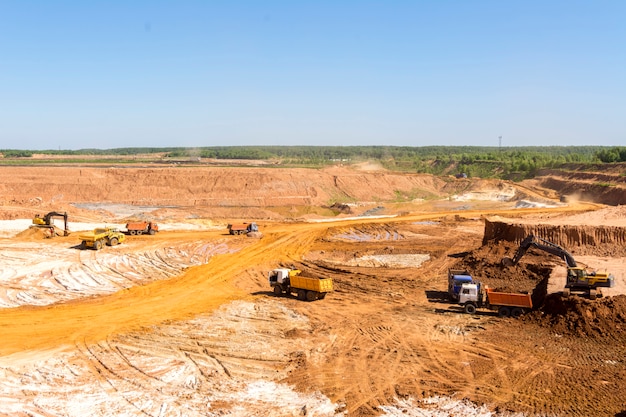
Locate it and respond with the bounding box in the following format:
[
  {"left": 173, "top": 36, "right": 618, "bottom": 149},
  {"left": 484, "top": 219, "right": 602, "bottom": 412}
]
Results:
[{"left": 503, "top": 234, "right": 577, "bottom": 267}]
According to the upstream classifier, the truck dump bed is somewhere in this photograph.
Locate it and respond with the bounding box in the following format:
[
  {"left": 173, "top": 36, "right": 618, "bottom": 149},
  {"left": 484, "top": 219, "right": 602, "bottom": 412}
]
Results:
[
  {"left": 78, "top": 228, "right": 108, "bottom": 241},
  {"left": 486, "top": 287, "right": 532, "bottom": 309},
  {"left": 127, "top": 222, "right": 144, "bottom": 229},
  {"left": 126, "top": 221, "right": 155, "bottom": 230},
  {"left": 290, "top": 275, "right": 333, "bottom": 293}
]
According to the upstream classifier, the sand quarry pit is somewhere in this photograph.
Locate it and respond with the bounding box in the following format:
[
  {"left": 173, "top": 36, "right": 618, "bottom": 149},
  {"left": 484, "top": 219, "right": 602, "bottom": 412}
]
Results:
[{"left": 0, "top": 165, "right": 625, "bottom": 416}]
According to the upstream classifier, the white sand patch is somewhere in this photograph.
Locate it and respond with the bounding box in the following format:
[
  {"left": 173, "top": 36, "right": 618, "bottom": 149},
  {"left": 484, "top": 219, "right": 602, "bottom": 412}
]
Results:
[
  {"left": 0, "top": 300, "right": 346, "bottom": 416},
  {"left": 343, "top": 254, "right": 431, "bottom": 268},
  {"left": 0, "top": 240, "right": 235, "bottom": 307},
  {"left": 514, "top": 200, "right": 561, "bottom": 209},
  {"left": 451, "top": 189, "right": 516, "bottom": 202},
  {"left": 379, "top": 395, "right": 524, "bottom": 416},
  {"left": 308, "top": 214, "right": 397, "bottom": 223}
]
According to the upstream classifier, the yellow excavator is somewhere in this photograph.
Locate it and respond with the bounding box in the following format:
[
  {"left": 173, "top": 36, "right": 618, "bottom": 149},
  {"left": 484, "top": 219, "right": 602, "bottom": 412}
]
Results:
[
  {"left": 502, "top": 234, "right": 614, "bottom": 299},
  {"left": 32, "top": 212, "right": 70, "bottom": 236}
]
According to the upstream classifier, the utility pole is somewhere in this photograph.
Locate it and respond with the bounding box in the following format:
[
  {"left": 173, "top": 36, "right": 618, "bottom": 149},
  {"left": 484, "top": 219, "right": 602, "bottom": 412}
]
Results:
[{"left": 498, "top": 136, "right": 502, "bottom": 151}]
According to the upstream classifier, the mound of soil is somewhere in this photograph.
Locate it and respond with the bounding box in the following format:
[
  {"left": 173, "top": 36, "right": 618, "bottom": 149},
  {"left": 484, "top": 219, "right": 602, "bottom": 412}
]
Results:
[
  {"left": 15, "top": 226, "right": 54, "bottom": 240},
  {"left": 529, "top": 294, "right": 626, "bottom": 339}
]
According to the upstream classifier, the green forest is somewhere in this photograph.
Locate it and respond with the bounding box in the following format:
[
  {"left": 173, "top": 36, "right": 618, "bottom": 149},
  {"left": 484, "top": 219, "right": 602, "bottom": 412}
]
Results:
[{"left": 1, "top": 146, "right": 625, "bottom": 181}]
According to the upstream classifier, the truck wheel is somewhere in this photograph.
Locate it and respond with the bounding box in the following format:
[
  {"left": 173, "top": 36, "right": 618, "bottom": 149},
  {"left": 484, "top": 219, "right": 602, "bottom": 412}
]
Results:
[
  {"left": 562, "top": 288, "right": 570, "bottom": 297},
  {"left": 95, "top": 240, "right": 103, "bottom": 251},
  {"left": 129, "top": 230, "right": 136, "bottom": 235},
  {"left": 464, "top": 303, "right": 477, "bottom": 314},
  {"left": 137, "top": 230, "right": 143, "bottom": 235},
  {"left": 273, "top": 286, "right": 283, "bottom": 297},
  {"left": 511, "top": 308, "right": 523, "bottom": 318},
  {"left": 149, "top": 229, "right": 156, "bottom": 235},
  {"left": 297, "top": 289, "right": 306, "bottom": 300},
  {"left": 306, "top": 291, "right": 318, "bottom": 302},
  {"left": 80, "top": 241, "right": 86, "bottom": 249},
  {"left": 498, "top": 307, "right": 511, "bottom": 318},
  {"left": 109, "top": 237, "right": 118, "bottom": 246},
  {"left": 318, "top": 292, "right": 327, "bottom": 300},
  {"left": 589, "top": 289, "right": 597, "bottom": 300}
]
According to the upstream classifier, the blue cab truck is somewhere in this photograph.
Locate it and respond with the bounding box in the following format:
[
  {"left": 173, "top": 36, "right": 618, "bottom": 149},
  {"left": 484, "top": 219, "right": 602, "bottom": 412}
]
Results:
[{"left": 448, "top": 269, "right": 479, "bottom": 301}]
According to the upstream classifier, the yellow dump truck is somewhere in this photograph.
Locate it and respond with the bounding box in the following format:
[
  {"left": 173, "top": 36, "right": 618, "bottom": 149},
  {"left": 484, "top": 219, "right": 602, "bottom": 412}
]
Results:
[
  {"left": 79, "top": 227, "right": 126, "bottom": 250},
  {"left": 268, "top": 268, "right": 333, "bottom": 301}
]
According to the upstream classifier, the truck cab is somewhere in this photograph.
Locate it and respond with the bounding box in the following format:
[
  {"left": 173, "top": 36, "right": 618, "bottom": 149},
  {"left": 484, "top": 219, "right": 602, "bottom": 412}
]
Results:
[
  {"left": 457, "top": 283, "right": 481, "bottom": 306},
  {"left": 448, "top": 269, "right": 479, "bottom": 301},
  {"left": 268, "top": 268, "right": 292, "bottom": 285}
]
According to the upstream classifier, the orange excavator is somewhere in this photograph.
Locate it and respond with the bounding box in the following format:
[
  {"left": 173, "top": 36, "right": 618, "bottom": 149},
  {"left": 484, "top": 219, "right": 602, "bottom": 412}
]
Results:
[{"left": 502, "top": 234, "right": 614, "bottom": 299}]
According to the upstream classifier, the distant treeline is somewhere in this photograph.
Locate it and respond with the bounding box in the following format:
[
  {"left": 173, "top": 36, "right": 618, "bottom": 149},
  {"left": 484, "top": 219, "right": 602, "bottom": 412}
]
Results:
[{"left": 2, "top": 146, "right": 625, "bottom": 180}]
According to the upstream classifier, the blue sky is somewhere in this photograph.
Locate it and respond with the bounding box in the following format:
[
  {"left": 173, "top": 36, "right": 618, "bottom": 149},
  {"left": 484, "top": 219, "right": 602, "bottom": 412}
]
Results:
[{"left": 1, "top": 1, "right": 625, "bottom": 150}]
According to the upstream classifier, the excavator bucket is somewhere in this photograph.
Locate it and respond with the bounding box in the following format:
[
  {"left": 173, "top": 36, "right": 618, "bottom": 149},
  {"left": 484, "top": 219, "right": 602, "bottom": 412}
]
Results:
[{"left": 501, "top": 257, "right": 515, "bottom": 267}]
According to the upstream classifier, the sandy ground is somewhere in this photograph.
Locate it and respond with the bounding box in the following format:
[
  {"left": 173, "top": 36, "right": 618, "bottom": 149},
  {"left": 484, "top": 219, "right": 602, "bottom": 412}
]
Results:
[{"left": 0, "top": 165, "right": 625, "bottom": 416}]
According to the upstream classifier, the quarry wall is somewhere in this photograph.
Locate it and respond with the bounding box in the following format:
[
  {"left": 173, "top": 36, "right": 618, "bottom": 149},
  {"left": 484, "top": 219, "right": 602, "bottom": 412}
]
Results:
[{"left": 483, "top": 218, "right": 626, "bottom": 257}]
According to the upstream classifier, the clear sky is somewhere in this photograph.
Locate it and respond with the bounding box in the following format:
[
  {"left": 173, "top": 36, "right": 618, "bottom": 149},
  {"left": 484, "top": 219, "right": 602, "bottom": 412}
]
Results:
[{"left": 1, "top": 1, "right": 625, "bottom": 150}]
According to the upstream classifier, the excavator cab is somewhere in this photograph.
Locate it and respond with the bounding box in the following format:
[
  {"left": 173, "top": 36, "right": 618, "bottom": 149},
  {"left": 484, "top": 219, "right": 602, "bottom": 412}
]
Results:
[
  {"left": 566, "top": 266, "right": 614, "bottom": 292},
  {"left": 32, "top": 215, "right": 46, "bottom": 226}
]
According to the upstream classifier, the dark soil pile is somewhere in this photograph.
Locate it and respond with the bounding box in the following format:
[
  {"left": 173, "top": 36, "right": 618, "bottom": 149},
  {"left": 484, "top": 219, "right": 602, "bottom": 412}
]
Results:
[
  {"left": 325, "top": 202, "right": 352, "bottom": 214},
  {"left": 528, "top": 294, "right": 626, "bottom": 339},
  {"left": 453, "top": 241, "right": 552, "bottom": 308}
]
